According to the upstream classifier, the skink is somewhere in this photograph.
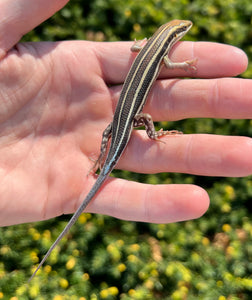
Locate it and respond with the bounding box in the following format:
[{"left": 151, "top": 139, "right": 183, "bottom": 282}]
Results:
[{"left": 29, "top": 19, "right": 196, "bottom": 281}]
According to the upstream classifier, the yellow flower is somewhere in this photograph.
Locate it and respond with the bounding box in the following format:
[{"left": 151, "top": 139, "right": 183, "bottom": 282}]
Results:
[
  {"left": 31, "top": 265, "right": 41, "bottom": 276},
  {"left": 116, "top": 239, "right": 124, "bottom": 247},
  {"left": 151, "top": 269, "right": 158, "bottom": 277},
  {"left": 44, "top": 265, "right": 52, "bottom": 274},
  {"left": 127, "top": 254, "right": 138, "bottom": 263},
  {"left": 226, "top": 246, "right": 235, "bottom": 257},
  {"left": 196, "top": 282, "right": 208, "bottom": 291},
  {"left": 30, "top": 251, "right": 39, "bottom": 263},
  {"left": 28, "top": 228, "right": 36, "bottom": 235},
  {"left": 223, "top": 272, "right": 233, "bottom": 281},
  {"left": 138, "top": 270, "right": 148, "bottom": 280},
  {"left": 49, "top": 246, "right": 59, "bottom": 264},
  {"left": 53, "top": 296, "right": 64, "bottom": 300},
  {"left": 177, "top": 263, "right": 192, "bottom": 283},
  {"left": 108, "top": 287, "right": 119, "bottom": 296},
  {"left": 165, "top": 264, "right": 174, "bottom": 276},
  {"left": 157, "top": 230, "right": 164, "bottom": 238},
  {"left": 78, "top": 214, "right": 87, "bottom": 224},
  {"left": 145, "top": 279, "right": 154, "bottom": 290},
  {"left": 82, "top": 273, "right": 90, "bottom": 281},
  {"left": 100, "top": 289, "right": 109, "bottom": 298},
  {"left": 66, "top": 257, "right": 76, "bottom": 270},
  {"left": 218, "top": 296, "right": 226, "bottom": 300},
  {"left": 0, "top": 246, "right": 10, "bottom": 255},
  {"left": 42, "top": 230, "right": 51, "bottom": 239},
  {"left": 224, "top": 185, "right": 235, "bottom": 199},
  {"left": 117, "top": 263, "right": 126, "bottom": 272},
  {"left": 180, "top": 286, "right": 188, "bottom": 294},
  {"left": 29, "top": 285, "right": 39, "bottom": 298},
  {"left": 221, "top": 203, "right": 231, "bottom": 213},
  {"left": 183, "top": 272, "right": 191, "bottom": 283},
  {"left": 217, "top": 280, "right": 223, "bottom": 287},
  {"left": 33, "top": 232, "right": 41, "bottom": 241},
  {"left": 202, "top": 237, "right": 210, "bottom": 246},
  {"left": 171, "top": 290, "right": 181, "bottom": 300},
  {"left": 124, "top": 9, "right": 131, "bottom": 17},
  {"left": 222, "top": 224, "right": 231, "bottom": 233},
  {"left": 133, "top": 23, "right": 141, "bottom": 33},
  {"left": 191, "top": 252, "right": 200, "bottom": 263},
  {"left": 0, "top": 292, "right": 3, "bottom": 299},
  {"left": 240, "top": 278, "right": 252, "bottom": 288},
  {"left": 72, "top": 249, "right": 79, "bottom": 256},
  {"left": 129, "top": 244, "right": 140, "bottom": 252},
  {"left": 106, "top": 244, "right": 112, "bottom": 252},
  {"left": 171, "top": 285, "right": 189, "bottom": 300},
  {"left": 107, "top": 245, "right": 121, "bottom": 261},
  {"left": 128, "top": 289, "right": 136, "bottom": 296},
  {"left": 59, "top": 278, "right": 69, "bottom": 289}
]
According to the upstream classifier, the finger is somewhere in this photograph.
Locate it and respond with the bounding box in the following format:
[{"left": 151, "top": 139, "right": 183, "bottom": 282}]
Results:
[
  {"left": 0, "top": 0, "right": 68, "bottom": 58},
  {"left": 83, "top": 178, "right": 210, "bottom": 223},
  {"left": 96, "top": 41, "right": 248, "bottom": 84},
  {"left": 110, "top": 78, "right": 252, "bottom": 120},
  {"left": 172, "top": 41, "right": 248, "bottom": 78},
  {"left": 144, "top": 78, "right": 252, "bottom": 120},
  {"left": 118, "top": 134, "right": 252, "bottom": 177}
]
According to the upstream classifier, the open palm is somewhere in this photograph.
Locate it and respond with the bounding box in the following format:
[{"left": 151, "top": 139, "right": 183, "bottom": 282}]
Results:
[{"left": 0, "top": 0, "right": 251, "bottom": 226}]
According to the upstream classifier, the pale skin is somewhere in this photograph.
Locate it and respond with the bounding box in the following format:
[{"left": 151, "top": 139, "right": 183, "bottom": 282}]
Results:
[{"left": 0, "top": 0, "right": 252, "bottom": 227}]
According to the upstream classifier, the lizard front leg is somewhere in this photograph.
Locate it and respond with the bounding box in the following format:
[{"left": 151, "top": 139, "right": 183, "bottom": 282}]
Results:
[{"left": 130, "top": 38, "right": 147, "bottom": 52}]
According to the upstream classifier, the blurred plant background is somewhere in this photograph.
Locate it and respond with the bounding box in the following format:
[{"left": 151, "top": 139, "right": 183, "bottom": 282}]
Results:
[{"left": 0, "top": 0, "right": 252, "bottom": 299}]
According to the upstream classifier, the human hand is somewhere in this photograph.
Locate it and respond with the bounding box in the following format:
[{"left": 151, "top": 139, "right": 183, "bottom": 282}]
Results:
[{"left": 0, "top": 0, "right": 251, "bottom": 226}]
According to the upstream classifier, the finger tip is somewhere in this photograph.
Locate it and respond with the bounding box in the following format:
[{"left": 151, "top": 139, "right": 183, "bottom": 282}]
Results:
[
  {"left": 189, "top": 187, "right": 210, "bottom": 219},
  {"left": 169, "top": 185, "right": 210, "bottom": 222},
  {"left": 231, "top": 46, "right": 249, "bottom": 75},
  {"left": 148, "top": 185, "right": 210, "bottom": 224}
]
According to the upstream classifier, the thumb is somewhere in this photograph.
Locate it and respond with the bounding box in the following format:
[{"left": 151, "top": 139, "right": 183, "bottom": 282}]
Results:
[{"left": 0, "top": 0, "right": 69, "bottom": 58}]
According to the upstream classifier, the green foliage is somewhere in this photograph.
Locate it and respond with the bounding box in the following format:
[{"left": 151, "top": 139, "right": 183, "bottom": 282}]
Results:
[{"left": 1, "top": 0, "right": 251, "bottom": 299}]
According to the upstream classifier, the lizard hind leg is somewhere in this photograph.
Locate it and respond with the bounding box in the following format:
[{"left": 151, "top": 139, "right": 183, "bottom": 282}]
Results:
[
  {"left": 88, "top": 122, "right": 112, "bottom": 175},
  {"left": 133, "top": 113, "right": 182, "bottom": 142}
]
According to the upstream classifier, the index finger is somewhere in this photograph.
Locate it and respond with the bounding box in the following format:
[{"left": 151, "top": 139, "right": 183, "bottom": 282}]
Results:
[{"left": 94, "top": 41, "right": 248, "bottom": 84}]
